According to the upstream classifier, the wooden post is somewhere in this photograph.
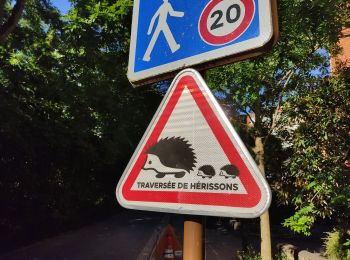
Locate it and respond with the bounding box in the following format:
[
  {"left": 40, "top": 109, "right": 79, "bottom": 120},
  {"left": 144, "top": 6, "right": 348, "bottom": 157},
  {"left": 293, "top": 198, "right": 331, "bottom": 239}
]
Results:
[{"left": 183, "top": 216, "right": 203, "bottom": 260}]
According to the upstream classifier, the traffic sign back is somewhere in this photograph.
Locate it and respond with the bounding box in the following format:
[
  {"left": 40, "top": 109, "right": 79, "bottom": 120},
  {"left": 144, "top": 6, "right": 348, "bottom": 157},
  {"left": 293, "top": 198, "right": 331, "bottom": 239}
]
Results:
[
  {"left": 117, "top": 69, "right": 271, "bottom": 218},
  {"left": 128, "top": 0, "right": 278, "bottom": 85}
]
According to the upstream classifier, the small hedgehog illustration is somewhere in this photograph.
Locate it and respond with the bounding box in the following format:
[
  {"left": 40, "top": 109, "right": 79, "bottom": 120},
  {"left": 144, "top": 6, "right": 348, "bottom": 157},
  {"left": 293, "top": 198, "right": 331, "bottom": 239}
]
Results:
[
  {"left": 197, "top": 165, "right": 216, "bottom": 179},
  {"left": 219, "top": 164, "right": 240, "bottom": 179},
  {"left": 142, "top": 137, "right": 197, "bottom": 178}
]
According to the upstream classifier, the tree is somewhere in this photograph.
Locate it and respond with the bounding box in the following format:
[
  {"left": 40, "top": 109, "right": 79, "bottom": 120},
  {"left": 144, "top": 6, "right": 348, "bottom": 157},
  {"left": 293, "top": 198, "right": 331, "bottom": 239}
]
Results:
[
  {"left": 207, "top": 0, "right": 349, "bottom": 259},
  {"left": 280, "top": 69, "right": 350, "bottom": 235},
  {"left": 0, "top": 0, "right": 162, "bottom": 251}
]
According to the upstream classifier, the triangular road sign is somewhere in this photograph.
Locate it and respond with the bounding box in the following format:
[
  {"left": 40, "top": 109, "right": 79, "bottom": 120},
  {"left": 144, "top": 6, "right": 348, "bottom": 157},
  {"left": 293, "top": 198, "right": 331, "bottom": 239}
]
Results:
[{"left": 116, "top": 69, "right": 271, "bottom": 218}]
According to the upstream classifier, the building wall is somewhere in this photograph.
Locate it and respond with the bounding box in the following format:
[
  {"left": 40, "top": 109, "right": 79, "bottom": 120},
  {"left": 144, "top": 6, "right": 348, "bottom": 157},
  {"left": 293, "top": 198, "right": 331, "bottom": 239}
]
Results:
[{"left": 331, "top": 27, "right": 350, "bottom": 71}]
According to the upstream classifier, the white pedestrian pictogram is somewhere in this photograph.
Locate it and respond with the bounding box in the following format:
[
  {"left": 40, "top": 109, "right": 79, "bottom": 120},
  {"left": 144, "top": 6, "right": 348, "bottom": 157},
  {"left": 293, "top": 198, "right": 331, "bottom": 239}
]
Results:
[{"left": 143, "top": 0, "right": 184, "bottom": 62}]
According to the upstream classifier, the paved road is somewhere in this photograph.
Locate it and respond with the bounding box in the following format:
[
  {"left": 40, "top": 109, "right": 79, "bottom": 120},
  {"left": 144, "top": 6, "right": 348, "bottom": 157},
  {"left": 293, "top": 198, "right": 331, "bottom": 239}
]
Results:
[
  {"left": 1, "top": 212, "right": 242, "bottom": 260},
  {"left": 0, "top": 211, "right": 165, "bottom": 260},
  {"left": 205, "top": 226, "right": 242, "bottom": 260},
  {"left": 168, "top": 215, "right": 242, "bottom": 260}
]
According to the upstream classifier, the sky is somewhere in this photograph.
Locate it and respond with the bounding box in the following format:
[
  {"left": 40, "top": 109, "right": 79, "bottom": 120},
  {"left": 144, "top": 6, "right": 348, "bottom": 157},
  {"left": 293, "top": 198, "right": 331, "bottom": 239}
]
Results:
[{"left": 51, "top": 0, "right": 71, "bottom": 14}]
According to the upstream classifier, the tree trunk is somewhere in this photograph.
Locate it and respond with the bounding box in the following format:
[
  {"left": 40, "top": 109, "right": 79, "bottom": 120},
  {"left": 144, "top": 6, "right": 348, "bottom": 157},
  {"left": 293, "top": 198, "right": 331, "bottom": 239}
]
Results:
[
  {"left": 0, "top": 0, "right": 26, "bottom": 43},
  {"left": 253, "top": 136, "right": 272, "bottom": 260}
]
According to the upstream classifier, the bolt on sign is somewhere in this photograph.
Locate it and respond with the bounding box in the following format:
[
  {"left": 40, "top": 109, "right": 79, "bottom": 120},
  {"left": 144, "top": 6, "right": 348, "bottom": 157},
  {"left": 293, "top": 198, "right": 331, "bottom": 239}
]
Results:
[
  {"left": 128, "top": 0, "right": 278, "bottom": 86},
  {"left": 116, "top": 69, "right": 271, "bottom": 218}
]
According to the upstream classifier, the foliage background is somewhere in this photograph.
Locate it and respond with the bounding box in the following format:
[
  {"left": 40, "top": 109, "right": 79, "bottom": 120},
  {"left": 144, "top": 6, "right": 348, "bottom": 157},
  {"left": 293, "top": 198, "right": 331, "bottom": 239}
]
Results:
[{"left": 0, "top": 0, "right": 162, "bottom": 252}]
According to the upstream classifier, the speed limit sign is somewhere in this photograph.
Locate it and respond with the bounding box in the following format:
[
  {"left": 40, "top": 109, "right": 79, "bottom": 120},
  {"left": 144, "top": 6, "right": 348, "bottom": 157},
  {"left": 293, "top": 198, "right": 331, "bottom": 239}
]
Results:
[
  {"left": 128, "top": 0, "right": 278, "bottom": 86},
  {"left": 199, "top": 0, "right": 255, "bottom": 45}
]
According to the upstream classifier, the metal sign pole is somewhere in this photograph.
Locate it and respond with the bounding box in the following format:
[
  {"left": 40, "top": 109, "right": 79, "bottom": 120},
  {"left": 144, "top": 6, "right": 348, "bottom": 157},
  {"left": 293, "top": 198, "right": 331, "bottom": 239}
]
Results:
[{"left": 183, "top": 216, "right": 203, "bottom": 260}]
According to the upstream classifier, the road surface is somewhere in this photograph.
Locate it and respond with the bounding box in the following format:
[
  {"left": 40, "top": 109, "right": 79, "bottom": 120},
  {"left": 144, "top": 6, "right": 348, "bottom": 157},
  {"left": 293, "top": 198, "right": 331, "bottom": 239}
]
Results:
[
  {"left": 1, "top": 211, "right": 242, "bottom": 260},
  {"left": 0, "top": 211, "right": 164, "bottom": 260}
]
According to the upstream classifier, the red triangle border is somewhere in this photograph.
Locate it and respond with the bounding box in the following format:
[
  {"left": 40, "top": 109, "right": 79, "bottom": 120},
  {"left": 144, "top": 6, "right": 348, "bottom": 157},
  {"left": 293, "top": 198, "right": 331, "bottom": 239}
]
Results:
[{"left": 122, "top": 74, "right": 261, "bottom": 208}]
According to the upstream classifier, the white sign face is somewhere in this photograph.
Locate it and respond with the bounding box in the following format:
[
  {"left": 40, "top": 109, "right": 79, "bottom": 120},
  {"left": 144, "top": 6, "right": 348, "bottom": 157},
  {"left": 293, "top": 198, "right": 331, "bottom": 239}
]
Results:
[
  {"left": 128, "top": 0, "right": 277, "bottom": 85},
  {"left": 116, "top": 69, "right": 271, "bottom": 218}
]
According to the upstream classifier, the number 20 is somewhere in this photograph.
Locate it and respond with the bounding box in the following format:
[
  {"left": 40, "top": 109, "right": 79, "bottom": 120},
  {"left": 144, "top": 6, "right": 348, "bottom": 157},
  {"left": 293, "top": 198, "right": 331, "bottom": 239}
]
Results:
[{"left": 210, "top": 4, "right": 241, "bottom": 31}]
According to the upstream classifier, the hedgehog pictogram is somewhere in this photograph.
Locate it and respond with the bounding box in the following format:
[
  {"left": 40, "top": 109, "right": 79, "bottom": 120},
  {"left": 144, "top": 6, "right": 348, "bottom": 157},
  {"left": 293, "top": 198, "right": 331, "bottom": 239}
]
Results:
[
  {"left": 142, "top": 137, "right": 197, "bottom": 178},
  {"left": 197, "top": 165, "right": 216, "bottom": 178},
  {"left": 219, "top": 164, "right": 240, "bottom": 179}
]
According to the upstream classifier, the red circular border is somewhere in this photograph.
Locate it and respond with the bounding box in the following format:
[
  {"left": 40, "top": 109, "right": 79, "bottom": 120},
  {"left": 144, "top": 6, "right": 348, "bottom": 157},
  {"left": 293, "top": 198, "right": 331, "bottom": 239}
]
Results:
[{"left": 199, "top": 0, "right": 255, "bottom": 46}]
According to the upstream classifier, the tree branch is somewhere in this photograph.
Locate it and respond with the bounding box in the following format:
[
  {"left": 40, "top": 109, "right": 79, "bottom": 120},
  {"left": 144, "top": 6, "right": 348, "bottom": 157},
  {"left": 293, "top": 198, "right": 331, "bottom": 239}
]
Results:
[
  {"left": 264, "top": 70, "right": 294, "bottom": 145},
  {"left": 244, "top": 110, "right": 255, "bottom": 126},
  {"left": 231, "top": 100, "right": 256, "bottom": 127},
  {"left": 275, "top": 70, "right": 293, "bottom": 88},
  {"left": 0, "top": 0, "right": 25, "bottom": 43}
]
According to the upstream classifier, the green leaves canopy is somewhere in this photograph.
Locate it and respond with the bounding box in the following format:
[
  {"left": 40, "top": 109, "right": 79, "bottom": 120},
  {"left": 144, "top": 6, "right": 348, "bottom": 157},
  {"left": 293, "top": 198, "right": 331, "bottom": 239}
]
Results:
[{"left": 207, "top": 0, "right": 350, "bottom": 234}]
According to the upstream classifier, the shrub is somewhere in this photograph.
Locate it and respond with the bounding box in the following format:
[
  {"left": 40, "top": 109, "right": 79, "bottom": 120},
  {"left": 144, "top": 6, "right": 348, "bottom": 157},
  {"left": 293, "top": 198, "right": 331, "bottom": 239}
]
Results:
[{"left": 324, "top": 230, "right": 350, "bottom": 260}]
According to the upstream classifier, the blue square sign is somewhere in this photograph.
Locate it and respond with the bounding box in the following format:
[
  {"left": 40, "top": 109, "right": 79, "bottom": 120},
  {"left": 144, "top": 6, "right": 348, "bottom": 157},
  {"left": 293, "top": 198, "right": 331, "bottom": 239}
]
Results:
[{"left": 128, "top": 0, "right": 278, "bottom": 86}]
